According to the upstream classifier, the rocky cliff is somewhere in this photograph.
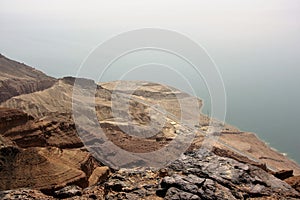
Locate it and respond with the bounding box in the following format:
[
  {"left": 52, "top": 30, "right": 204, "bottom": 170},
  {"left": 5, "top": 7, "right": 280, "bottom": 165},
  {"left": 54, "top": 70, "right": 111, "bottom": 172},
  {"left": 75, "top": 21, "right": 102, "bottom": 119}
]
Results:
[
  {"left": 0, "top": 107, "right": 32, "bottom": 134},
  {"left": 0, "top": 55, "right": 300, "bottom": 199},
  {"left": 0, "top": 108, "right": 107, "bottom": 194},
  {"left": 2, "top": 78, "right": 299, "bottom": 175}
]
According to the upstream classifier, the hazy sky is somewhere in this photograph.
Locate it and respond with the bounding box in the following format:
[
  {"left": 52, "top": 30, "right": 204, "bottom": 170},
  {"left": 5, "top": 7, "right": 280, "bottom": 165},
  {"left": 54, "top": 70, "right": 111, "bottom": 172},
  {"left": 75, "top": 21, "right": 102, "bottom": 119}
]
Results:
[
  {"left": 1, "top": 0, "right": 300, "bottom": 161},
  {"left": 1, "top": 0, "right": 299, "bottom": 77}
]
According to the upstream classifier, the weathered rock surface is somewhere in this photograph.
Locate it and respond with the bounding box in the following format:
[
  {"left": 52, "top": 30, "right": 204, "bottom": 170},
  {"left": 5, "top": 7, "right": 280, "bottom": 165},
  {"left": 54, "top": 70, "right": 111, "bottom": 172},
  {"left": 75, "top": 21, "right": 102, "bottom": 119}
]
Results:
[
  {"left": 0, "top": 146, "right": 99, "bottom": 192},
  {"left": 104, "top": 168, "right": 162, "bottom": 200},
  {"left": 0, "top": 107, "right": 33, "bottom": 134},
  {"left": 285, "top": 175, "right": 300, "bottom": 193},
  {"left": 0, "top": 54, "right": 56, "bottom": 103},
  {"left": 0, "top": 186, "right": 106, "bottom": 200},
  {"left": 104, "top": 150, "right": 300, "bottom": 200},
  {"left": 272, "top": 169, "right": 294, "bottom": 180},
  {"left": 162, "top": 151, "right": 300, "bottom": 199},
  {"left": 53, "top": 185, "right": 82, "bottom": 199},
  {"left": 215, "top": 131, "right": 300, "bottom": 175},
  {"left": 88, "top": 166, "right": 110, "bottom": 186},
  {"left": 0, "top": 188, "right": 54, "bottom": 200},
  {"left": 2, "top": 112, "right": 83, "bottom": 149}
]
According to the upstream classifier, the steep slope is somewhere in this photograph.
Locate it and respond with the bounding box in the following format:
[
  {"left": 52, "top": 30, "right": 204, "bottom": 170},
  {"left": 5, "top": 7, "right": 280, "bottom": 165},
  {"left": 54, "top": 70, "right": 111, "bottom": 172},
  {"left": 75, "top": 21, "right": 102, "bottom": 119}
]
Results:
[
  {"left": 0, "top": 146, "right": 91, "bottom": 191},
  {"left": 0, "top": 108, "right": 104, "bottom": 192},
  {"left": 2, "top": 77, "right": 300, "bottom": 175},
  {"left": 2, "top": 112, "right": 83, "bottom": 149},
  {"left": 1, "top": 56, "right": 300, "bottom": 199},
  {"left": 0, "top": 107, "right": 32, "bottom": 133},
  {"left": 0, "top": 54, "right": 56, "bottom": 103},
  {"left": 1, "top": 150, "right": 299, "bottom": 199}
]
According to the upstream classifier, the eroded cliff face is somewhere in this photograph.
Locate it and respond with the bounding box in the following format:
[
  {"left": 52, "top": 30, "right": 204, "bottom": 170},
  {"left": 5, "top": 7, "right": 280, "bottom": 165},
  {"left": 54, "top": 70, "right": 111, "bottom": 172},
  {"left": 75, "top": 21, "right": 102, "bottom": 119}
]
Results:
[
  {"left": 1, "top": 56, "right": 300, "bottom": 199},
  {"left": 0, "top": 54, "right": 56, "bottom": 103},
  {"left": 2, "top": 112, "right": 83, "bottom": 149},
  {"left": 0, "top": 108, "right": 107, "bottom": 195},
  {"left": 1, "top": 150, "right": 300, "bottom": 200},
  {"left": 0, "top": 107, "right": 32, "bottom": 134},
  {"left": 3, "top": 78, "right": 299, "bottom": 175}
]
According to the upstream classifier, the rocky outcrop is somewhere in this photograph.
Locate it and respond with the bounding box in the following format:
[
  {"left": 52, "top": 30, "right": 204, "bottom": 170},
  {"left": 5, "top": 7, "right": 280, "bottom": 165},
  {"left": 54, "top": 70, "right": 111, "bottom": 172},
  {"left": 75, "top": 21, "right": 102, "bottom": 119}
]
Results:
[
  {"left": 215, "top": 131, "right": 300, "bottom": 175},
  {"left": 272, "top": 169, "right": 294, "bottom": 180},
  {"left": 0, "top": 55, "right": 56, "bottom": 103},
  {"left": 88, "top": 166, "right": 110, "bottom": 186},
  {"left": 161, "top": 151, "right": 300, "bottom": 199},
  {"left": 1, "top": 149, "right": 300, "bottom": 199},
  {"left": 0, "top": 108, "right": 104, "bottom": 195},
  {"left": 285, "top": 176, "right": 300, "bottom": 193},
  {"left": 2, "top": 112, "right": 83, "bottom": 149},
  {"left": 104, "top": 151, "right": 300, "bottom": 200},
  {"left": 0, "top": 186, "right": 106, "bottom": 200},
  {"left": 0, "top": 146, "right": 101, "bottom": 192},
  {"left": 53, "top": 185, "right": 82, "bottom": 199},
  {"left": 0, "top": 188, "right": 54, "bottom": 200},
  {"left": 212, "top": 146, "right": 270, "bottom": 172},
  {"left": 104, "top": 169, "right": 162, "bottom": 200},
  {"left": 0, "top": 107, "right": 32, "bottom": 134},
  {"left": 2, "top": 78, "right": 300, "bottom": 175}
]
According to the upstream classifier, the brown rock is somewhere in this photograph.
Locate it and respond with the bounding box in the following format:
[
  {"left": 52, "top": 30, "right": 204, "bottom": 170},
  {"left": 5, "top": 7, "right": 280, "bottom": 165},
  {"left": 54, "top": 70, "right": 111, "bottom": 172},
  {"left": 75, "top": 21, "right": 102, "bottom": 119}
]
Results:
[
  {"left": 2, "top": 112, "right": 83, "bottom": 149},
  {"left": 0, "top": 107, "right": 33, "bottom": 133},
  {"left": 88, "top": 166, "right": 110, "bottom": 186},
  {"left": 0, "top": 146, "right": 99, "bottom": 192},
  {"left": 285, "top": 176, "right": 300, "bottom": 193}
]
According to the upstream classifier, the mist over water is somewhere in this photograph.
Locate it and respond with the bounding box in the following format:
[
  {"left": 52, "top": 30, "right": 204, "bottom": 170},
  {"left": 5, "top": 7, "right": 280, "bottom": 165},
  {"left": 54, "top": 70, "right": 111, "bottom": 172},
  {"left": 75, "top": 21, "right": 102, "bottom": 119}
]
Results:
[{"left": 1, "top": 0, "right": 299, "bottom": 163}]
